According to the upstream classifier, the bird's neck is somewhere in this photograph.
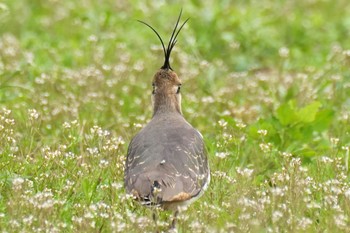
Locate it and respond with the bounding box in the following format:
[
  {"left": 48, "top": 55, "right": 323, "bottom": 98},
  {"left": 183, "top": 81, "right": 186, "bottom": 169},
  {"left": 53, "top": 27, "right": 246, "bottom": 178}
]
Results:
[{"left": 152, "top": 93, "right": 182, "bottom": 116}]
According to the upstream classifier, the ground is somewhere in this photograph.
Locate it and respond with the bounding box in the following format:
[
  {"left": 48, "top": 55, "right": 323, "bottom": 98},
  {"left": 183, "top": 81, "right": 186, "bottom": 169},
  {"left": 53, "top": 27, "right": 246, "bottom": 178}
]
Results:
[{"left": 0, "top": 0, "right": 350, "bottom": 232}]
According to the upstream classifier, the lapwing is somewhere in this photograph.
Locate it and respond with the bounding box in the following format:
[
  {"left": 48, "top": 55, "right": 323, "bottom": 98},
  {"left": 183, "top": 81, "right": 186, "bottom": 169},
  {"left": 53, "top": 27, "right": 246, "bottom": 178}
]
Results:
[{"left": 124, "top": 10, "right": 210, "bottom": 228}]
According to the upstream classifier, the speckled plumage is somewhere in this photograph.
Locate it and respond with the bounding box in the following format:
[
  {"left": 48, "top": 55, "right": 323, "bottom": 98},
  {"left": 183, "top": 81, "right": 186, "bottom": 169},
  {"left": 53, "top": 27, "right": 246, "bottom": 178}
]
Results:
[{"left": 124, "top": 110, "right": 209, "bottom": 209}]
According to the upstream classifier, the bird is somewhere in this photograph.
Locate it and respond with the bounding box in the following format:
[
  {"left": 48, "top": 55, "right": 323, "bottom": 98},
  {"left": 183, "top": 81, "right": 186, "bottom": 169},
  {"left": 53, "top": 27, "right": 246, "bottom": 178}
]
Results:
[{"left": 124, "top": 10, "right": 210, "bottom": 229}]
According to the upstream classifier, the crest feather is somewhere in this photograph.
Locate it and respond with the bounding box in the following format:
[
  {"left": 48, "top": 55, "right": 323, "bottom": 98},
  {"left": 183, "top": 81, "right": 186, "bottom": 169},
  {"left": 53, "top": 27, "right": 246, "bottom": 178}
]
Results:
[{"left": 138, "top": 9, "right": 189, "bottom": 70}]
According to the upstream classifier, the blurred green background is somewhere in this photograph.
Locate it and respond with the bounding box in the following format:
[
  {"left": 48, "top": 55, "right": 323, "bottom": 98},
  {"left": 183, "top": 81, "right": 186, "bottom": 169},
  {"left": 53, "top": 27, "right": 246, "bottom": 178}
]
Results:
[{"left": 1, "top": 0, "right": 350, "bottom": 232}]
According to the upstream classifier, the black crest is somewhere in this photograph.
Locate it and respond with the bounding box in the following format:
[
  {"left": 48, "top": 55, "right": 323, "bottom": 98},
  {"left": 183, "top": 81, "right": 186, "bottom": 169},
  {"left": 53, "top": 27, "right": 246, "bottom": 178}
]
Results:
[{"left": 138, "top": 10, "right": 189, "bottom": 70}]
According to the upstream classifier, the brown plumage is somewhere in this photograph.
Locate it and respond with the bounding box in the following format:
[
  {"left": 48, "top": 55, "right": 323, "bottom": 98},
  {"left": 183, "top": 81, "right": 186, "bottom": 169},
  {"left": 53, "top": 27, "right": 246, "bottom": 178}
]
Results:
[{"left": 124, "top": 10, "right": 210, "bottom": 228}]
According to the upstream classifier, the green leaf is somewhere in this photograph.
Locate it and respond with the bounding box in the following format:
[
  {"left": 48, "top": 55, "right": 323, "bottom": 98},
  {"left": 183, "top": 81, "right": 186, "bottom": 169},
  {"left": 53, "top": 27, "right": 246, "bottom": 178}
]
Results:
[
  {"left": 287, "top": 143, "right": 317, "bottom": 157},
  {"left": 248, "top": 118, "right": 280, "bottom": 144},
  {"left": 275, "top": 100, "right": 298, "bottom": 126},
  {"left": 312, "top": 109, "right": 334, "bottom": 131},
  {"left": 297, "top": 101, "right": 321, "bottom": 123}
]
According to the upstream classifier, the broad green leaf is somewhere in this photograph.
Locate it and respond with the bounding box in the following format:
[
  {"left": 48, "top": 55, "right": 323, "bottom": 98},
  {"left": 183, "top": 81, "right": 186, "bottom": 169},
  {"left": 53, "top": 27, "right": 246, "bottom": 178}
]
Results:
[
  {"left": 298, "top": 101, "right": 321, "bottom": 123},
  {"left": 275, "top": 100, "right": 298, "bottom": 126},
  {"left": 288, "top": 143, "right": 317, "bottom": 157},
  {"left": 295, "top": 147, "right": 317, "bottom": 157},
  {"left": 311, "top": 109, "right": 334, "bottom": 131}
]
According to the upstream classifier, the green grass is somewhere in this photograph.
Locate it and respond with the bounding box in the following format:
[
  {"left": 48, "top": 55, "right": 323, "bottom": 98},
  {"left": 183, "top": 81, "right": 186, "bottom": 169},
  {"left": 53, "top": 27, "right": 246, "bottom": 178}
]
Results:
[{"left": 1, "top": 0, "right": 350, "bottom": 232}]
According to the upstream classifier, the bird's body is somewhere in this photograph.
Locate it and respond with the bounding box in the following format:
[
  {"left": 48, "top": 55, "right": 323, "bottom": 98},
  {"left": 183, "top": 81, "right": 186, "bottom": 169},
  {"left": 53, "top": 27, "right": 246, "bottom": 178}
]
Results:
[
  {"left": 125, "top": 109, "right": 209, "bottom": 210},
  {"left": 123, "top": 11, "right": 210, "bottom": 228}
]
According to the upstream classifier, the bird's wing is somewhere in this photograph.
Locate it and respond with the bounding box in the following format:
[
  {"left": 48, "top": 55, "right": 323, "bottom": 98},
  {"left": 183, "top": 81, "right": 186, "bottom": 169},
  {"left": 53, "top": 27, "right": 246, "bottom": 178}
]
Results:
[{"left": 124, "top": 124, "right": 209, "bottom": 204}]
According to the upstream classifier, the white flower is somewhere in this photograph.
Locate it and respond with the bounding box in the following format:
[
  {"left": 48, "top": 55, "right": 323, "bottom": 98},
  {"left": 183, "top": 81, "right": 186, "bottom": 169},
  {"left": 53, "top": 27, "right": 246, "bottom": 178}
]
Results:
[
  {"left": 218, "top": 119, "right": 227, "bottom": 127},
  {"left": 342, "top": 50, "right": 350, "bottom": 57},
  {"left": 257, "top": 129, "right": 268, "bottom": 136},
  {"left": 272, "top": 211, "right": 283, "bottom": 223},
  {"left": 320, "top": 156, "right": 333, "bottom": 163},
  {"left": 99, "top": 159, "right": 109, "bottom": 168},
  {"left": 236, "top": 122, "right": 246, "bottom": 129},
  {"left": 236, "top": 167, "right": 254, "bottom": 178},
  {"left": 344, "top": 189, "right": 350, "bottom": 200},
  {"left": 12, "top": 177, "right": 25, "bottom": 190},
  {"left": 330, "top": 137, "right": 339, "bottom": 146},
  {"left": 28, "top": 109, "right": 39, "bottom": 120},
  {"left": 297, "top": 217, "right": 312, "bottom": 230},
  {"left": 271, "top": 187, "right": 285, "bottom": 197},
  {"left": 215, "top": 152, "right": 229, "bottom": 159},
  {"left": 259, "top": 143, "right": 272, "bottom": 153},
  {"left": 279, "top": 47, "right": 289, "bottom": 58},
  {"left": 62, "top": 122, "right": 71, "bottom": 129}
]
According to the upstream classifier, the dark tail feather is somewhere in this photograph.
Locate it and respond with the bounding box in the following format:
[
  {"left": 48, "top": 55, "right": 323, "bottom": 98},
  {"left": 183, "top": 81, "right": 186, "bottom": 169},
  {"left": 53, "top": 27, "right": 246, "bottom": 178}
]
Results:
[{"left": 139, "top": 180, "right": 163, "bottom": 206}]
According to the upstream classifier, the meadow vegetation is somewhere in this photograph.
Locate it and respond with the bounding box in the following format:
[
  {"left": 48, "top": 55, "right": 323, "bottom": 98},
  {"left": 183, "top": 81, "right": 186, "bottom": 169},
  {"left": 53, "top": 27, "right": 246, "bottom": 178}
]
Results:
[{"left": 1, "top": 0, "right": 350, "bottom": 232}]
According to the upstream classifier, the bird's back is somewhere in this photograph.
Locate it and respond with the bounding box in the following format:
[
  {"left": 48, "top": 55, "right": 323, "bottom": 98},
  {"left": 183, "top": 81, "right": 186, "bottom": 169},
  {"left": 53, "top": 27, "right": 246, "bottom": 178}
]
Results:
[
  {"left": 124, "top": 11, "right": 209, "bottom": 218},
  {"left": 124, "top": 113, "right": 209, "bottom": 209}
]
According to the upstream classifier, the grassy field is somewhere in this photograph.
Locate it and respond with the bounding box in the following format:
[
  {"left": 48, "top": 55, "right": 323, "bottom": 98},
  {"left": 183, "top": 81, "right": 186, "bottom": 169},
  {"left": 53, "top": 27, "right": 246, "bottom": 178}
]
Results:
[{"left": 1, "top": 0, "right": 350, "bottom": 232}]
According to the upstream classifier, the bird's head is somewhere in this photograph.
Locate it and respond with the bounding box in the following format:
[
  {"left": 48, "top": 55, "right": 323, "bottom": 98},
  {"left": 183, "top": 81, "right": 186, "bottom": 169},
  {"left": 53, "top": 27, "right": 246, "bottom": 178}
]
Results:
[{"left": 138, "top": 10, "right": 189, "bottom": 116}]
